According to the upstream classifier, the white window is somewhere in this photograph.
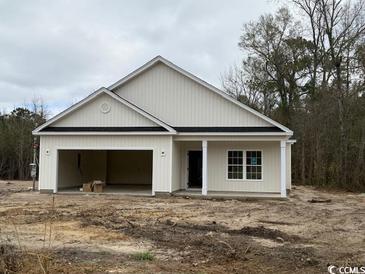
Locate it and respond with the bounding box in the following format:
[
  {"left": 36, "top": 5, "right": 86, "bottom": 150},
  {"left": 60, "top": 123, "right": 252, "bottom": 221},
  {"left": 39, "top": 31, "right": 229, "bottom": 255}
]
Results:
[
  {"left": 246, "top": 151, "right": 262, "bottom": 180},
  {"left": 227, "top": 150, "right": 243, "bottom": 179},
  {"left": 227, "top": 150, "right": 263, "bottom": 181}
]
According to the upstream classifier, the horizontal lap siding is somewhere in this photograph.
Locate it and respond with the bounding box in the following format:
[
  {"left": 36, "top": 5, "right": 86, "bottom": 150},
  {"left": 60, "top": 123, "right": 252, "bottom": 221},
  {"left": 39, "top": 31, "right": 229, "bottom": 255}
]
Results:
[
  {"left": 207, "top": 141, "right": 280, "bottom": 193},
  {"left": 114, "top": 63, "right": 272, "bottom": 127},
  {"left": 39, "top": 135, "right": 171, "bottom": 193}
]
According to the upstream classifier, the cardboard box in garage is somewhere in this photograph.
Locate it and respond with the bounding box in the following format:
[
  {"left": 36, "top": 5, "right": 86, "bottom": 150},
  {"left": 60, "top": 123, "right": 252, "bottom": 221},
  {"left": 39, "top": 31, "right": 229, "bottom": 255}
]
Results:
[
  {"left": 93, "top": 181, "right": 104, "bottom": 193},
  {"left": 82, "top": 182, "right": 93, "bottom": 192}
]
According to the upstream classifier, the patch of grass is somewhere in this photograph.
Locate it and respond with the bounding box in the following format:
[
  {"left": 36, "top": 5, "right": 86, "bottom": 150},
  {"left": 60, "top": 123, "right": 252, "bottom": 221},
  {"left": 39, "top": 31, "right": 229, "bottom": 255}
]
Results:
[{"left": 133, "top": 251, "right": 154, "bottom": 261}]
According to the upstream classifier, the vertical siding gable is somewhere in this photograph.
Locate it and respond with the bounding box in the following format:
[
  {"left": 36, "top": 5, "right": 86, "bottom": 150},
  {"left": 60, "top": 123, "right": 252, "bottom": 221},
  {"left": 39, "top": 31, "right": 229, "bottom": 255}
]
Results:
[
  {"left": 114, "top": 62, "right": 272, "bottom": 127},
  {"left": 51, "top": 93, "right": 158, "bottom": 127}
]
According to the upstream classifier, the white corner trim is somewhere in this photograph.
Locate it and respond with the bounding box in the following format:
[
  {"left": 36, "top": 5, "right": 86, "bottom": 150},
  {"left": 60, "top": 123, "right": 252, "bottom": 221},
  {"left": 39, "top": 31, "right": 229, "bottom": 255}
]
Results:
[
  {"left": 108, "top": 56, "right": 293, "bottom": 134},
  {"left": 169, "top": 138, "right": 173, "bottom": 193},
  {"left": 32, "top": 87, "right": 176, "bottom": 134},
  {"left": 280, "top": 140, "right": 286, "bottom": 198},
  {"left": 286, "top": 139, "right": 297, "bottom": 144},
  {"left": 202, "top": 140, "right": 208, "bottom": 196}
]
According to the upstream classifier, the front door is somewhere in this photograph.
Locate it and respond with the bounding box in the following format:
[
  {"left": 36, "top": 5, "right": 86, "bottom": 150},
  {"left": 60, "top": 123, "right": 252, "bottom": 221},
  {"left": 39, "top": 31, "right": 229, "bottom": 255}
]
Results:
[{"left": 188, "top": 151, "right": 202, "bottom": 188}]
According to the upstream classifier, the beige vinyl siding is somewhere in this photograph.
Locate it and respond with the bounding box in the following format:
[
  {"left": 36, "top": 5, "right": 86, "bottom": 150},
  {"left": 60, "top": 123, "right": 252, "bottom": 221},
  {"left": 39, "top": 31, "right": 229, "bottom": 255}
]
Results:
[
  {"left": 114, "top": 62, "right": 272, "bottom": 127},
  {"left": 52, "top": 93, "right": 157, "bottom": 127},
  {"left": 39, "top": 135, "right": 171, "bottom": 193},
  {"left": 207, "top": 141, "right": 280, "bottom": 193}
]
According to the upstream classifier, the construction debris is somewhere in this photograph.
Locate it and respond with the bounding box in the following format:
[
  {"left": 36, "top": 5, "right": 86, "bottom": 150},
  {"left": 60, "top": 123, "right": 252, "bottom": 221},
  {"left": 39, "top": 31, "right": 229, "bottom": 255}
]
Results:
[{"left": 307, "top": 198, "right": 332, "bottom": 203}]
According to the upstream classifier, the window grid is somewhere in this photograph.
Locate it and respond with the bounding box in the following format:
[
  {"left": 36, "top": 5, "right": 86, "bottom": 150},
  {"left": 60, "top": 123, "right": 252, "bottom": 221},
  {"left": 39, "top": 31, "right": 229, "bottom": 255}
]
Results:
[
  {"left": 246, "top": 151, "right": 262, "bottom": 180},
  {"left": 227, "top": 150, "right": 263, "bottom": 181},
  {"left": 227, "top": 150, "right": 243, "bottom": 180}
]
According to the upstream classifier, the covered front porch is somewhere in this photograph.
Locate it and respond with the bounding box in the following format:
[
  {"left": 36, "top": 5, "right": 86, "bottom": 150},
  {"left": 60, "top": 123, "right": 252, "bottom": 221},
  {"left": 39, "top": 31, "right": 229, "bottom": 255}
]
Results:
[{"left": 172, "top": 137, "right": 291, "bottom": 197}]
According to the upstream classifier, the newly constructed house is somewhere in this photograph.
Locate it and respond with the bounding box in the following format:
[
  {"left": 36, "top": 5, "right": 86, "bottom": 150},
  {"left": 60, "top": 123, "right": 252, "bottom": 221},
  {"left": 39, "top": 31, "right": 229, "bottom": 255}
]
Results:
[{"left": 33, "top": 56, "right": 294, "bottom": 198}]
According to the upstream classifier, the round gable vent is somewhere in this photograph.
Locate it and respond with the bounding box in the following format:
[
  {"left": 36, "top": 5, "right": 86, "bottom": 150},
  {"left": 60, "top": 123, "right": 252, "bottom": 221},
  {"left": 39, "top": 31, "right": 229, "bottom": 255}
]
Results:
[{"left": 100, "top": 102, "right": 111, "bottom": 114}]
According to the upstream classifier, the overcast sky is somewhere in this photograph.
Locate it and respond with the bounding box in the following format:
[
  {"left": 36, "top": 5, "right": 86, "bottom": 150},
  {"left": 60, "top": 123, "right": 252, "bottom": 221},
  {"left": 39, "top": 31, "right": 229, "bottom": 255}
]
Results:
[{"left": 0, "top": 0, "right": 279, "bottom": 116}]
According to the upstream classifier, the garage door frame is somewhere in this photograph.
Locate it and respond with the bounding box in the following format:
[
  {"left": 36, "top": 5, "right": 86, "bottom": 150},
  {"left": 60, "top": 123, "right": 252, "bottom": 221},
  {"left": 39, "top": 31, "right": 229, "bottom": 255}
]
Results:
[{"left": 55, "top": 146, "right": 155, "bottom": 195}]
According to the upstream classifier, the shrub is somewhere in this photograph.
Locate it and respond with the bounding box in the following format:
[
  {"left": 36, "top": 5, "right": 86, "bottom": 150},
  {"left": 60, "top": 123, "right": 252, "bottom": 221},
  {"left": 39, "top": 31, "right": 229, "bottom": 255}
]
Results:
[{"left": 133, "top": 251, "right": 154, "bottom": 261}]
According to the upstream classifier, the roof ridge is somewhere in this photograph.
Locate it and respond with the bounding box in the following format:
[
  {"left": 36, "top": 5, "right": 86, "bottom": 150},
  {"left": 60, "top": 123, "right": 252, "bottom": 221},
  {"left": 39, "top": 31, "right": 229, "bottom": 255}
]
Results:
[{"left": 108, "top": 56, "right": 292, "bottom": 134}]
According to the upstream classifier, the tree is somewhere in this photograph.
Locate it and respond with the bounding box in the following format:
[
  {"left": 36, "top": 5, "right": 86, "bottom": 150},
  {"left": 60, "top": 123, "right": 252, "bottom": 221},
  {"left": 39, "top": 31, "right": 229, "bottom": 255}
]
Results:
[
  {"left": 233, "top": 8, "right": 313, "bottom": 127},
  {"left": 222, "top": 0, "right": 365, "bottom": 191},
  {"left": 0, "top": 100, "right": 47, "bottom": 180}
]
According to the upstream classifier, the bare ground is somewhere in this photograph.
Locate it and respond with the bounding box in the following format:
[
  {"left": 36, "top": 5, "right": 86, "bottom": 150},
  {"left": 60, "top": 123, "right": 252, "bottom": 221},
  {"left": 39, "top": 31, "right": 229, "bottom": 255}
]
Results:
[{"left": 0, "top": 180, "right": 364, "bottom": 273}]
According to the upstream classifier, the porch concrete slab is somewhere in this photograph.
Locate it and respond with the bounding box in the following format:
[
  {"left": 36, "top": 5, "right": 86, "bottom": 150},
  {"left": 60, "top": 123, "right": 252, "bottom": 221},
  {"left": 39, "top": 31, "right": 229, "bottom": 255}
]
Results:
[{"left": 172, "top": 190, "right": 284, "bottom": 200}]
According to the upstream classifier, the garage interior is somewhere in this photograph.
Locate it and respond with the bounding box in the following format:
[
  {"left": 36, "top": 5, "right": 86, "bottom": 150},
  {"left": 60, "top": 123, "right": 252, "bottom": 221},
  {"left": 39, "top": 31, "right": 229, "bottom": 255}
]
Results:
[{"left": 57, "top": 150, "right": 153, "bottom": 195}]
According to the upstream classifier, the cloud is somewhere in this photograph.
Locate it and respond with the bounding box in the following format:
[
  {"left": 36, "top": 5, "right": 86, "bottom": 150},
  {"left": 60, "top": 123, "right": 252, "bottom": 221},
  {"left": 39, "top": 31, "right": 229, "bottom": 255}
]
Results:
[{"left": 0, "top": 0, "right": 278, "bottom": 116}]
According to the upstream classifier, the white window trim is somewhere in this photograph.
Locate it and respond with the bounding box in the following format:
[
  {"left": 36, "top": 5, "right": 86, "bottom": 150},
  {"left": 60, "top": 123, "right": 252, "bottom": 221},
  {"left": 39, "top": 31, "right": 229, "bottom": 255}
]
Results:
[
  {"left": 226, "top": 149, "right": 245, "bottom": 181},
  {"left": 226, "top": 149, "right": 264, "bottom": 182},
  {"left": 245, "top": 149, "right": 264, "bottom": 182}
]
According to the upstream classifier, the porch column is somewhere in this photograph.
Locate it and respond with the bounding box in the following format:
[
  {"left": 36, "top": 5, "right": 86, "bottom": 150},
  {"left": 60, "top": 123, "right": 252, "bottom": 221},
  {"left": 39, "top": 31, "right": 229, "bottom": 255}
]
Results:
[
  {"left": 280, "top": 140, "right": 286, "bottom": 198},
  {"left": 202, "top": 140, "right": 208, "bottom": 196}
]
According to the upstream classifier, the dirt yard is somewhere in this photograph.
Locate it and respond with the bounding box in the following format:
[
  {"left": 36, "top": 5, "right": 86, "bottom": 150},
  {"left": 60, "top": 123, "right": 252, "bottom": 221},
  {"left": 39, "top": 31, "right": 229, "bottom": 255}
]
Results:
[{"left": 0, "top": 181, "right": 364, "bottom": 274}]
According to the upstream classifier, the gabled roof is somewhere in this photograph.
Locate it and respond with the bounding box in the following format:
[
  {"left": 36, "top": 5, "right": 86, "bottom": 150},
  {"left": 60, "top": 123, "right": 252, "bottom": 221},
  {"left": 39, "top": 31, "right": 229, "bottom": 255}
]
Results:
[
  {"left": 108, "top": 56, "right": 293, "bottom": 135},
  {"left": 32, "top": 87, "right": 176, "bottom": 135}
]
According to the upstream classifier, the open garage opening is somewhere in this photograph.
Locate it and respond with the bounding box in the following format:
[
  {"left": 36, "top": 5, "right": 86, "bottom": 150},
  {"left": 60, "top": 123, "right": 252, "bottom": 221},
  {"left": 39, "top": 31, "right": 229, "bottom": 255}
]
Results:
[{"left": 57, "top": 149, "right": 153, "bottom": 195}]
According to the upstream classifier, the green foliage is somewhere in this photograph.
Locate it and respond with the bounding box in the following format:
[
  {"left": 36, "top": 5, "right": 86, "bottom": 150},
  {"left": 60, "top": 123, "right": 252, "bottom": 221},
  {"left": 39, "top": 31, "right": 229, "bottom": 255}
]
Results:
[
  {"left": 223, "top": 0, "right": 365, "bottom": 191},
  {"left": 0, "top": 103, "right": 46, "bottom": 180},
  {"left": 133, "top": 251, "right": 154, "bottom": 261}
]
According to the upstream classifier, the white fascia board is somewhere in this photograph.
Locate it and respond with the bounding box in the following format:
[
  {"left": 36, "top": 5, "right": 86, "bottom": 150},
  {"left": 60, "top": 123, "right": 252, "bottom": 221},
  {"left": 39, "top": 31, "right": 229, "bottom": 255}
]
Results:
[
  {"left": 55, "top": 146, "right": 154, "bottom": 150},
  {"left": 108, "top": 56, "right": 293, "bottom": 135},
  {"left": 176, "top": 132, "right": 291, "bottom": 136},
  {"left": 108, "top": 56, "right": 162, "bottom": 90},
  {"left": 174, "top": 136, "right": 289, "bottom": 141},
  {"left": 33, "top": 131, "right": 175, "bottom": 136},
  {"left": 32, "top": 87, "right": 176, "bottom": 134}
]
